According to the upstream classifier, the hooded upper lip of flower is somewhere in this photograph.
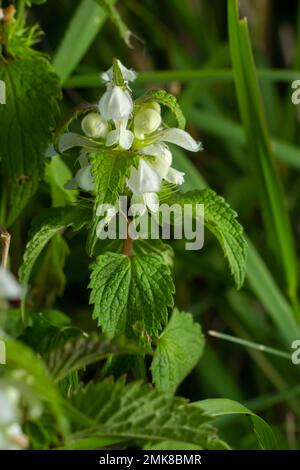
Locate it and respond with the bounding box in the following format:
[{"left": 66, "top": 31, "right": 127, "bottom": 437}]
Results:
[
  {"left": 98, "top": 83, "right": 134, "bottom": 150},
  {"left": 98, "top": 84, "right": 133, "bottom": 121}
]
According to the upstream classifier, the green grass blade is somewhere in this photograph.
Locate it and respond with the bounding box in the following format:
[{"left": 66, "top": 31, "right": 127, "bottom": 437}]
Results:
[
  {"left": 186, "top": 108, "right": 300, "bottom": 170},
  {"left": 228, "top": 0, "right": 298, "bottom": 304},
  {"left": 246, "top": 238, "right": 300, "bottom": 345},
  {"left": 65, "top": 68, "right": 300, "bottom": 88},
  {"left": 208, "top": 330, "right": 291, "bottom": 360},
  {"left": 53, "top": 0, "right": 116, "bottom": 83}
]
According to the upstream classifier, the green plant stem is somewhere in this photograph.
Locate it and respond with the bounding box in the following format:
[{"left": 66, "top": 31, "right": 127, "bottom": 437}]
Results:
[{"left": 208, "top": 330, "right": 291, "bottom": 360}]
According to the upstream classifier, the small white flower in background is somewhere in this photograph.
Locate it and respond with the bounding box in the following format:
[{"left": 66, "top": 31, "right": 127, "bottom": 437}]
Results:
[
  {"left": 65, "top": 153, "right": 95, "bottom": 192},
  {"left": 0, "top": 387, "right": 28, "bottom": 450},
  {"left": 0, "top": 267, "right": 21, "bottom": 300}
]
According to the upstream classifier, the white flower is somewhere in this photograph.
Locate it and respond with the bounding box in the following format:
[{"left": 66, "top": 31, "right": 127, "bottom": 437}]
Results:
[
  {"left": 153, "top": 127, "right": 202, "bottom": 152},
  {"left": 0, "top": 387, "right": 28, "bottom": 450},
  {"left": 140, "top": 143, "right": 185, "bottom": 185},
  {"left": 134, "top": 108, "right": 162, "bottom": 139},
  {"left": 98, "top": 85, "right": 134, "bottom": 150},
  {"left": 126, "top": 159, "right": 161, "bottom": 195},
  {"left": 140, "top": 144, "right": 172, "bottom": 178},
  {"left": 106, "top": 118, "right": 134, "bottom": 150},
  {"left": 165, "top": 167, "right": 185, "bottom": 185},
  {"left": 101, "top": 59, "right": 137, "bottom": 84},
  {"left": 65, "top": 154, "right": 95, "bottom": 192},
  {"left": 81, "top": 112, "right": 108, "bottom": 139},
  {"left": 75, "top": 165, "right": 95, "bottom": 192},
  {"left": 0, "top": 268, "right": 21, "bottom": 300},
  {"left": 98, "top": 85, "right": 133, "bottom": 121}
]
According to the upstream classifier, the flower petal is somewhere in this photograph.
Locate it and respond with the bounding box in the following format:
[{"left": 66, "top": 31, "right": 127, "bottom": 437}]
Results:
[
  {"left": 98, "top": 85, "right": 133, "bottom": 120},
  {"left": 158, "top": 128, "right": 202, "bottom": 152},
  {"left": 119, "top": 129, "right": 134, "bottom": 150},
  {"left": 165, "top": 167, "right": 185, "bottom": 185},
  {"left": 144, "top": 192, "right": 159, "bottom": 212},
  {"left": 0, "top": 268, "right": 21, "bottom": 300},
  {"left": 140, "top": 144, "right": 172, "bottom": 178},
  {"left": 106, "top": 130, "right": 119, "bottom": 147},
  {"left": 45, "top": 133, "right": 97, "bottom": 157},
  {"left": 75, "top": 165, "right": 95, "bottom": 192},
  {"left": 126, "top": 159, "right": 162, "bottom": 195}
]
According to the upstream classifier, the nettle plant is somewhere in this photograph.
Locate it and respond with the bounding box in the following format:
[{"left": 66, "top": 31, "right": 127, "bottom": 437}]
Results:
[
  {"left": 23, "top": 59, "right": 248, "bottom": 345},
  {"left": 1, "top": 3, "right": 276, "bottom": 451}
]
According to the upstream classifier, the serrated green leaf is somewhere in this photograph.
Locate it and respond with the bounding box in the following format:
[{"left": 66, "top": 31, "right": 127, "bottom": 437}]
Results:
[
  {"left": 47, "top": 334, "right": 144, "bottom": 383},
  {"left": 167, "top": 189, "right": 247, "bottom": 289},
  {"left": 19, "top": 205, "right": 92, "bottom": 323},
  {"left": 89, "top": 252, "right": 175, "bottom": 337},
  {"left": 133, "top": 239, "right": 174, "bottom": 267},
  {"left": 134, "top": 89, "right": 186, "bottom": 129},
  {"left": 0, "top": 56, "right": 60, "bottom": 226},
  {"left": 151, "top": 309, "right": 204, "bottom": 393},
  {"left": 66, "top": 379, "right": 229, "bottom": 449},
  {"left": 87, "top": 150, "right": 137, "bottom": 255}
]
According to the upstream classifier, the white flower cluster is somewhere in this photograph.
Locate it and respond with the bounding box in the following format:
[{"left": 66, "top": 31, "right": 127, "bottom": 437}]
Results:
[
  {"left": 57, "top": 59, "right": 202, "bottom": 230},
  {"left": 0, "top": 387, "right": 28, "bottom": 450}
]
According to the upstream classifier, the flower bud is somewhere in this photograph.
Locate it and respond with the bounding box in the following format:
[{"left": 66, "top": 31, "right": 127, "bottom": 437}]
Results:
[
  {"left": 81, "top": 112, "right": 108, "bottom": 139},
  {"left": 143, "top": 101, "right": 161, "bottom": 113},
  {"left": 134, "top": 108, "right": 161, "bottom": 139}
]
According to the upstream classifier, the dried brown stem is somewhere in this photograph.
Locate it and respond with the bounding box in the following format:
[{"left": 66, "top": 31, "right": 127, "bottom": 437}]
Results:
[{"left": 0, "top": 225, "right": 10, "bottom": 269}]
